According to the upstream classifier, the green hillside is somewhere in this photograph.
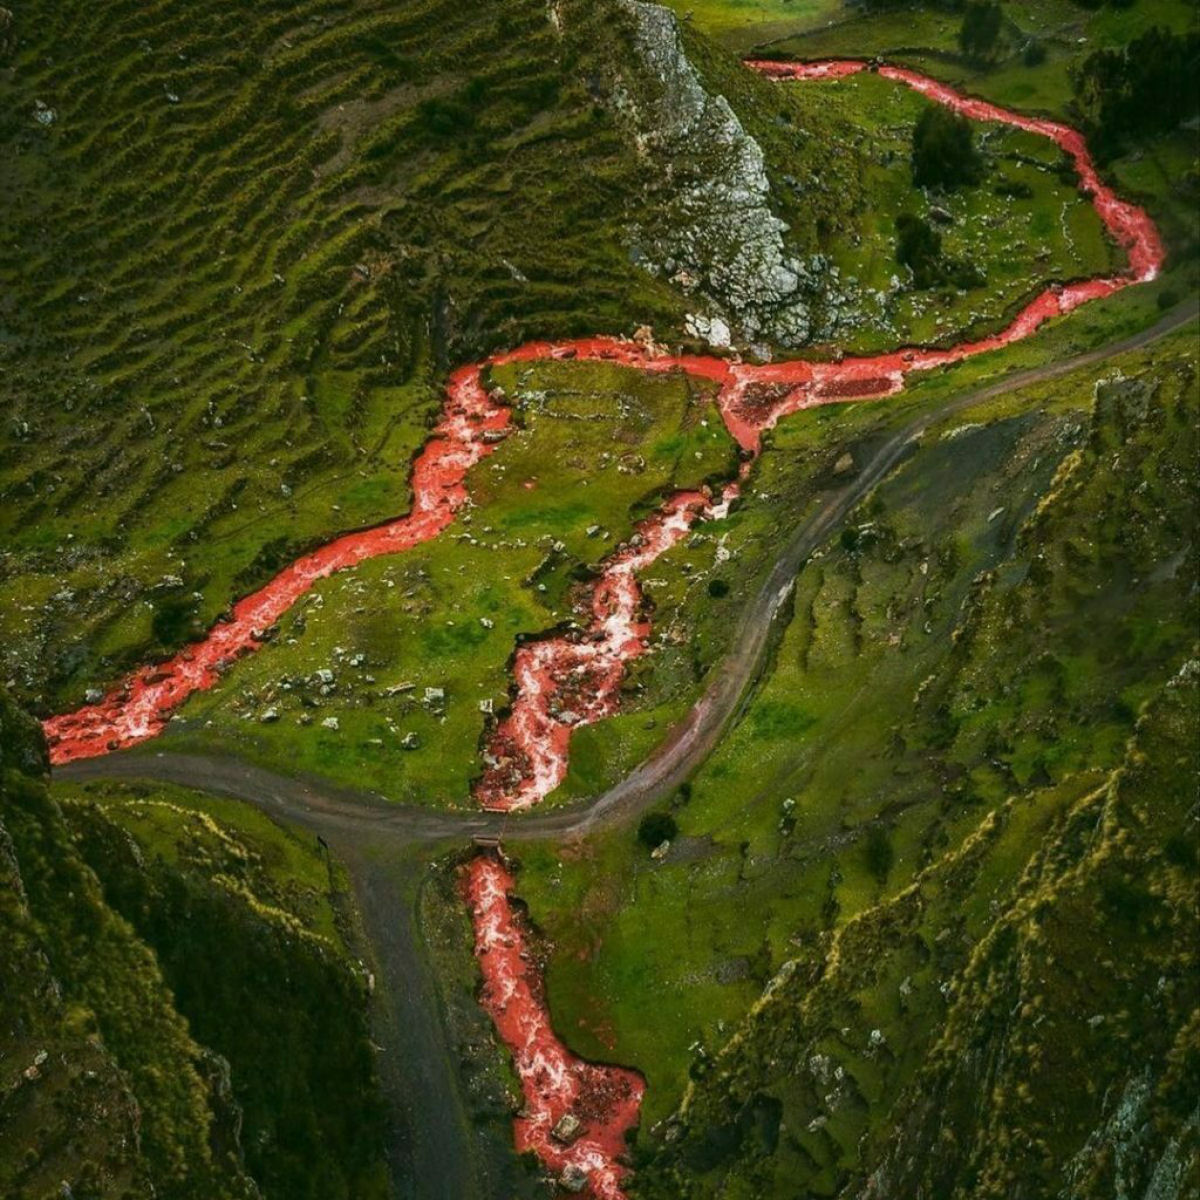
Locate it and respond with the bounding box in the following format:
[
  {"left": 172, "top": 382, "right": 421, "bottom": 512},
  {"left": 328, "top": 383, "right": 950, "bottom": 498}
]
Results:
[{"left": 0, "top": 691, "right": 388, "bottom": 1198}]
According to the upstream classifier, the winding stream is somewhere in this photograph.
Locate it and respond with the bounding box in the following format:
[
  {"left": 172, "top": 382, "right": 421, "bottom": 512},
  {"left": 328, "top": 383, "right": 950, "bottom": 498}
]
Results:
[{"left": 41, "top": 61, "right": 1162, "bottom": 1199}]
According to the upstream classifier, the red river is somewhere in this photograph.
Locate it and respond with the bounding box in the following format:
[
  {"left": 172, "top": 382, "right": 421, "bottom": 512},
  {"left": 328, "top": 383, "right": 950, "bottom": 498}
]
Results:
[{"left": 42, "top": 61, "right": 1162, "bottom": 1198}]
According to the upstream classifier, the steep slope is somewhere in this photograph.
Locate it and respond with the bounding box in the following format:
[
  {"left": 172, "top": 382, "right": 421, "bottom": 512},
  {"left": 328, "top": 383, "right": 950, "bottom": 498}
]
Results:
[
  {"left": 630, "top": 345, "right": 1199, "bottom": 1197},
  {"left": 59, "top": 780, "right": 392, "bottom": 1200},
  {"left": 642, "top": 669, "right": 1198, "bottom": 1200},
  {"left": 1, "top": 686, "right": 390, "bottom": 1198},
  {"left": 854, "top": 664, "right": 1199, "bottom": 1200},
  {"left": 0, "top": 691, "right": 259, "bottom": 1199}
]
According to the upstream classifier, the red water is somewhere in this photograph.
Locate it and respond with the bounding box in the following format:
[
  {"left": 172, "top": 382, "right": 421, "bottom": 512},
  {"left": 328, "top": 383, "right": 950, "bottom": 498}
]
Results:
[
  {"left": 474, "top": 483, "right": 737, "bottom": 812},
  {"left": 41, "top": 59, "right": 1164, "bottom": 1200},
  {"left": 462, "top": 856, "right": 644, "bottom": 1198}
]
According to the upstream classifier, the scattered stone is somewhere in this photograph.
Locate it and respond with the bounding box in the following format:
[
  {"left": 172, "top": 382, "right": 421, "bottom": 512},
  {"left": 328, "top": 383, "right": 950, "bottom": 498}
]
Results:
[
  {"left": 400, "top": 731, "right": 420, "bottom": 750},
  {"left": 259, "top": 706, "right": 280, "bottom": 723},
  {"left": 558, "top": 1164, "right": 590, "bottom": 1194},
  {"left": 551, "top": 1113, "right": 584, "bottom": 1144},
  {"left": 320, "top": 716, "right": 339, "bottom": 731},
  {"left": 651, "top": 839, "right": 671, "bottom": 860},
  {"left": 33, "top": 99, "right": 56, "bottom": 127},
  {"left": 84, "top": 688, "right": 103, "bottom": 704},
  {"left": 834, "top": 452, "right": 855, "bottom": 476},
  {"left": 314, "top": 668, "right": 335, "bottom": 684}
]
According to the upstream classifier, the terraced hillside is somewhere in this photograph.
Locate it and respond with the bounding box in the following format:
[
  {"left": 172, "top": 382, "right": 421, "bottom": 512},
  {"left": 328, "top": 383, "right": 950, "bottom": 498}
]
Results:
[
  {"left": 1, "top": 0, "right": 1126, "bottom": 729},
  {"left": 0, "top": 0, "right": 666, "bottom": 711}
]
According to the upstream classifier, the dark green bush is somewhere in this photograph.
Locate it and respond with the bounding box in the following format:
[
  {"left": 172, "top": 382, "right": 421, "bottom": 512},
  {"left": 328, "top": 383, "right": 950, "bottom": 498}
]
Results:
[
  {"left": 864, "top": 824, "right": 895, "bottom": 883},
  {"left": 638, "top": 810, "right": 679, "bottom": 849},
  {"left": 912, "top": 106, "right": 983, "bottom": 191}
]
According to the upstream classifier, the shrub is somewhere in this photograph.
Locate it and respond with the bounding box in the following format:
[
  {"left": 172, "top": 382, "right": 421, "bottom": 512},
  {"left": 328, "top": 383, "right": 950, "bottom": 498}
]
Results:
[
  {"left": 912, "top": 106, "right": 983, "bottom": 191},
  {"left": 864, "top": 824, "right": 895, "bottom": 883},
  {"left": 638, "top": 810, "right": 678, "bottom": 849},
  {"left": 959, "top": 1, "right": 1003, "bottom": 63},
  {"left": 707, "top": 578, "right": 730, "bottom": 598},
  {"left": 151, "top": 594, "right": 201, "bottom": 647},
  {"left": 896, "top": 213, "right": 944, "bottom": 289}
]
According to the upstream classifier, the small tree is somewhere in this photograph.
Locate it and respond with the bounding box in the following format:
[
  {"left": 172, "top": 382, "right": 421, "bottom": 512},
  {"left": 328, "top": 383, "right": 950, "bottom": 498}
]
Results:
[
  {"left": 912, "top": 105, "right": 983, "bottom": 190},
  {"left": 638, "top": 810, "right": 678, "bottom": 849},
  {"left": 864, "top": 825, "right": 895, "bottom": 884},
  {"left": 959, "top": 1, "right": 1003, "bottom": 63},
  {"left": 896, "top": 213, "right": 943, "bottom": 289}
]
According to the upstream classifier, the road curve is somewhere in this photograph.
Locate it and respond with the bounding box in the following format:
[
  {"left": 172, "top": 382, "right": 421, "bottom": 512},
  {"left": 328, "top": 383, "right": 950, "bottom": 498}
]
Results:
[{"left": 57, "top": 297, "right": 1199, "bottom": 842}]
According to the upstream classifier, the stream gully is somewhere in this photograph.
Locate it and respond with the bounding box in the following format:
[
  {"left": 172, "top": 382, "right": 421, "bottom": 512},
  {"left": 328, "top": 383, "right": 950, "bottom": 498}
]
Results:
[{"left": 42, "top": 61, "right": 1162, "bottom": 1198}]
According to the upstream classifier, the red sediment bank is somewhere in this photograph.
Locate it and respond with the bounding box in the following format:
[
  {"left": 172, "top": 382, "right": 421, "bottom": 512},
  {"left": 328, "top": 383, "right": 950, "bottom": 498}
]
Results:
[
  {"left": 40, "top": 60, "right": 1164, "bottom": 1200},
  {"left": 463, "top": 855, "right": 643, "bottom": 1198}
]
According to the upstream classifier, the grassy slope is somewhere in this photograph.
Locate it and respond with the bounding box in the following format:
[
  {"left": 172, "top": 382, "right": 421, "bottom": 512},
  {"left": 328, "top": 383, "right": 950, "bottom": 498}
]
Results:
[
  {"left": 151, "top": 360, "right": 738, "bottom": 802},
  {"left": 644, "top": 668, "right": 1199, "bottom": 1200},
  {"left": 508, "top": 328, "right": 1197, "bottom": 1153},
  {"left": 0, "top": 0, "right": 695, "bottom": 713},
  {"left": 54, "top": 779, "right": 391, "bottom": 1200},
  {"left": 0, "top": 691, "right": 258, "bottom": 1200}
]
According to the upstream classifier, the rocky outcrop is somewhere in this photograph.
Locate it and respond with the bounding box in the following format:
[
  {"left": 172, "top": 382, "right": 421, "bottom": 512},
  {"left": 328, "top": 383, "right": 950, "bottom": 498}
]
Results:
[{"left": 616, "top": 1, "right": 823, "bottom": 349}]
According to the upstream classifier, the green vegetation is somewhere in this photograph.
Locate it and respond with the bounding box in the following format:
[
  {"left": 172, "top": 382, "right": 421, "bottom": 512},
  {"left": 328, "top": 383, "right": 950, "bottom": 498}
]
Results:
[
  {"left": 154, "top": 361, "right": 737, "bottom": 802},
  {"left": 1, "top": 0, "right": 1137, "bottom": 726},
  {"left": 895, "top": 212, "right": 983, "bottom": 290},
  {"left": 766, "top": 0, "right": 1197, "bottom": 218},
  {"left": 57, "top": 780, "right": 391, "bottom": 1200},
  {"left": 506, "top": 330, "right": 1197, "bottom": 1170},
  {"left": 959, "top": 1, "right": 1004, "bottom": 62},
  {"left": 0, "top": 0, "right": 701, "bottom": 714},
  {"left": 911, "top": 105, "right": 983, "bottom": 190},
  {"left": 0, "top": 686, "right": 388, "bottom": 1198},
  {"left": 0, "top": 692, "right": 257, "bottom": 1198},
  {"left": 3, "top": 2, "right": 1197, "bottom": 1194},
  {"left": 638, "top": 810, "right": 680, "bottom": 849},
  {"left": 1076, "top": 26, "right": 1200, "bottom": 153},
  {"left": 644, "top": 670, "right": 1200, "bottom": 1198}
]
